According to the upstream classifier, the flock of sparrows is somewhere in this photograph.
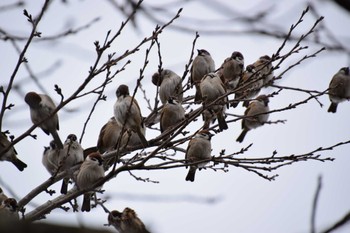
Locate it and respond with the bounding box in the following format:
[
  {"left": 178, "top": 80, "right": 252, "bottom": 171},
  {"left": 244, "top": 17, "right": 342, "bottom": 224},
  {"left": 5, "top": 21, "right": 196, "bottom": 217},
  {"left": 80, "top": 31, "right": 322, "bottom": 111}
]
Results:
[{"left": 0, "top": 48, "right": 349, "bottom": 230}]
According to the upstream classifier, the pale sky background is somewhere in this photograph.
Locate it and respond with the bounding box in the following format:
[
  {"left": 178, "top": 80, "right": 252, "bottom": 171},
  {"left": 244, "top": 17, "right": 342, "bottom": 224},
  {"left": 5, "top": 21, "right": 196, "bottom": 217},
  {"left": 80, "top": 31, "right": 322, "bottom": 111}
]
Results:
[{"left": 1, "top": 0, "right": 350, "bottom": 233}]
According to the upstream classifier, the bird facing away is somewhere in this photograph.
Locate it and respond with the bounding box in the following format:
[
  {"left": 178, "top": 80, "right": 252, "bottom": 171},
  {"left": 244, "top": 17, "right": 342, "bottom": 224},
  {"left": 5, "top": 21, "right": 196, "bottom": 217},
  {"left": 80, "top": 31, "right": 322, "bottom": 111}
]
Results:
[
  {"left": 236, "top": 95, "right": 270, "bottom": 143},
  {"left": 200, "top": 72, "right": 228, "bottom": 131},
  {"left": 24, "top": 92, "right": 63, "bottom": 149},
  {"left": 114, "top": 85, "right": 148, "bottom": 147},
  {"left": 152, "top": 69, "right": 183, "bottom": 104},
  {"left": 185, "top": 130, "right": 213, "bottom": 182},
  {"left": 328, "top": 67, "right": 350, "bottom": 113}
]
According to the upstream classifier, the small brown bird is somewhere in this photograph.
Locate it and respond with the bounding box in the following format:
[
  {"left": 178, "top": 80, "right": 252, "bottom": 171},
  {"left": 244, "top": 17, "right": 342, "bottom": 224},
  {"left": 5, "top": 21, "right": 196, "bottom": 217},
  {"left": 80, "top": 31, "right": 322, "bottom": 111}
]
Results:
[
  {"left": 0, "top": 198, "right": 19, "bottom": 221},
  {"left": 252, "top": 55, "right": 274, "bottom": 86},
  {"left": 108, "top": 207, "right": 151, "bottom": 233},
  {"left": 236, "top": 95, "right": 270, "bottom": 143},
  {"left": 152, "top": 69, "right": 183, "bottom": 104},
  {"left": 97, "top": 117, "right": 123, "bottom": 153},
  {"left": 108, "top": 210, "right": 123, "bottom": 232},
  {"left": 200, "top": 73, "right": 228, "bottom": 131},
  {"left": 59, "top": 134, "right": 84, "bottom": 194},
  {"left": 0, "top": 132, "right": 27, "bottom": 171},
  {"left": 185, "top": 130, "right": 213, "bottom": 182},
  {"left": 190, "top": 49, "right": 215, "bottom": 103},
  {"left": 217, "top": 51, "right": 244, "bottom": 91},
  {"left": 42, "top": 140, "right": 60, "bottom": 176},
  {"left": 24, "top": 92, "right": 63, "bottom": 149},
  {"left": 328, "top": 67, "right": 350, "bottom": 113},
  {"left": 76, "top": 152, "right": 105, "bottom": 212},
  {"left": 160, "top": 97, "right": 185, "bottom": 138},
  {"left": 120, "top": 122, "right": 146, "bottom": 148},
  {"left": 114, "top": 85, "right": 148, "bottom": 147},
  {"left": 233, "top": 64, "right": 264, "bottom": 107}
]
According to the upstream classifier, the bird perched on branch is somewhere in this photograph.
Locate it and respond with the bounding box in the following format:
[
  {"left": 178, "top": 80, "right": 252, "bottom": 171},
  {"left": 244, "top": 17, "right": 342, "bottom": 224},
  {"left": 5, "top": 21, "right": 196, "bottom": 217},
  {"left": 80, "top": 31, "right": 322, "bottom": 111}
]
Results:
[
  {"left": 59, "top": 134, "right": 84, "bottom": 194},
  {"left": 108, "top": 207, "right": 151, "bottom": 233},
  {"left": 200, "top": 73, "right": 228, "bottom": 131},
  {"left": 233, "top": 64, "right": 264, "bottom": 107},
  {"left": 76, "top": 152, "right": 105, "bottom": 212},
  {"left": 236, "top": 95, "right": 270, "bottom": 143},
  {"left": 114, "top": 84, "right": 148, "bottom": 147},
  {"left": 152, "top": 69, "right": 183, "bottom": 104},
  {"left": 328, "top": 67, "right": 350, "bottom": 113},
  {"left": 190, "top": 49, "right": 215, "bottom": 103},
  {"left": 0, "top": 198, "right": 19, "bottom": 221},
  {"left": 252, "top": 55, "right": 274, "bottom": 86},
  {"left": 24, "top": 92, "right": 63, "bottom": 149},
  {"left": 0, "top": 132, "right": 27, "bottom": 171},
  {"left": 42, "top": 140, "right": 60, "bottom": 176},
  {"left": 217, "top": 51, "right": 244, "bottom": 91},
  {"left": 97, "top": 117, "right": 122, "bottom": 154},
  {"left": 160, "top": 97, "right": 185, "bottom": 139},
  {"left": 185, "top": 130, "right": 213, "bottom": 182}
]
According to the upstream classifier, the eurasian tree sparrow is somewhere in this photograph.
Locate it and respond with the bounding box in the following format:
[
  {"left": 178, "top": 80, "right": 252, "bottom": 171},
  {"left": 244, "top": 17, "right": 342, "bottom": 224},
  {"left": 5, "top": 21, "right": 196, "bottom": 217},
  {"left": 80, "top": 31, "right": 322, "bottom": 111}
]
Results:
[
  {"left": 236, "top": 95, "right": 270, "bottom": 143},
  {"left": 152, "top": 69, "right": 183, "bottom": 104},
  {"left": 191, "top": 49, "right": 215, "bottom": 103},
  {"left": 218, "top": 51, "right": 244, "bottom": 91},
  {"left": 59, "top": 134, "right": 84, "bottom": 194},
  {"left": 0, "top": 132, "right": 27, "bottom": 171},
  {"left": 328, "top": 67, "right": 350, "bottom": 113},
  {"left": 0, "top": 198, "right": 19, "bottom": 220},
  {"left": 233, "top": 64, "right": 264, "bottom": 107},
  {"left": 76, "top": 152, "right": 105, "bottom": 212},
  {"left": 97, "top": 117, "right": 122, "bottom": 154},
  {"left": 120, "top": 122, "right": 146, "bottom": 149},
  {"left": 108, "top": 210, "right": 123, "bottom": 232},
  {"left": 252, "top": 55, "right": 274, "bottom": 86},
  {"left": 24, "top": 92, "right": 63, "bottom": 149},
  {"left": 185, "top": 130, "right": 213, "bottom": 182},
  {"left": 114, "top": 85, "right": 148, "bottom": 147},
  {"left": 108, "top": 207, "right": 151, "bottom": 233},
  {"left": 160, "top": 97, "right": 185, "bottom": 138},
  {"left": 200, "top": 73, "right": 228, "bottom": 131},
  {"left": 42, "top": 140, "right": 60, "bottom": 176}
]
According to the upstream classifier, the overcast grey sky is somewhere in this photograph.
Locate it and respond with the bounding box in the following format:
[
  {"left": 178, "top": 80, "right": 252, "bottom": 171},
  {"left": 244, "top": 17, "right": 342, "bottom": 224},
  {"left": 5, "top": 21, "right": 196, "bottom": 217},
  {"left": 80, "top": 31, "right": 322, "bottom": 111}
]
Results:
[{"left": 1, "top": 0, "right": 350, "bottom": 232}]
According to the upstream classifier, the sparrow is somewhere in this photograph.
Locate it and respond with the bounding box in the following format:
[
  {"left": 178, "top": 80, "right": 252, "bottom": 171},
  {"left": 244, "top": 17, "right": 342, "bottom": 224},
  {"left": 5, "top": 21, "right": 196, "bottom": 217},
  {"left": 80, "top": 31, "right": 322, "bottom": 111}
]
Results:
[
  {"left": 185, "top": 130, "right": 213, "bottom": 182},
  {"left": 0, "top": 198, "right": 19, "bottom": 221},
  {"left": 0, "top": 132, "right": 27, "bottom": 171},
  {"left": 252, "top": 55, "right": 274, "bottom": 86},
  {"left": 236, "top": 95, "right": 270, "bottom": 143},
  {"left": 24, "top": 92, "right": 63, "bottom": 149},
  {"left": 114, "top": 84, "right": 148, "bottom": 147},
  {"left": 190, "top": 49, "right": 215, "bottom": 103},
  {"left": 200, "top": 72, "right": 228, "bottom": 131},
  {"left": 59, "top": 134, "right": 84, "bottom": 194},
  {"left": 108, "top": 210, "right": 123, "bottom": 232},
  {"left": 0, "top": 187, "right": 8, "bottom": 204},
  {"left": 233, "top": 64, "right": 264, "bottom": 107},
  {"left": 120, "top": 121, "right": 146, "bottom": 149},
  {"left": 76, "top": 152, "right": 105, "bottom": 212},
  {"left": 160, "top": 97, "right": 185, "bottom": 138},
  {"left": 42, "top": 140, "right": 60, "bottom": 176},
  {"left": 217, "top": 51, "right": 244, "bottom": 91},
  {"left": 109, "top": 207, "right": 151, "bottom": 233},
  {"left": 152, "top": 69, "right": 183, "bottom": 104},
  {"left": 328, "top": 67, "right": 350, "bottom": 113},
  {"left": 97, "top": 117, "right": 122, "bottom": 154}
]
